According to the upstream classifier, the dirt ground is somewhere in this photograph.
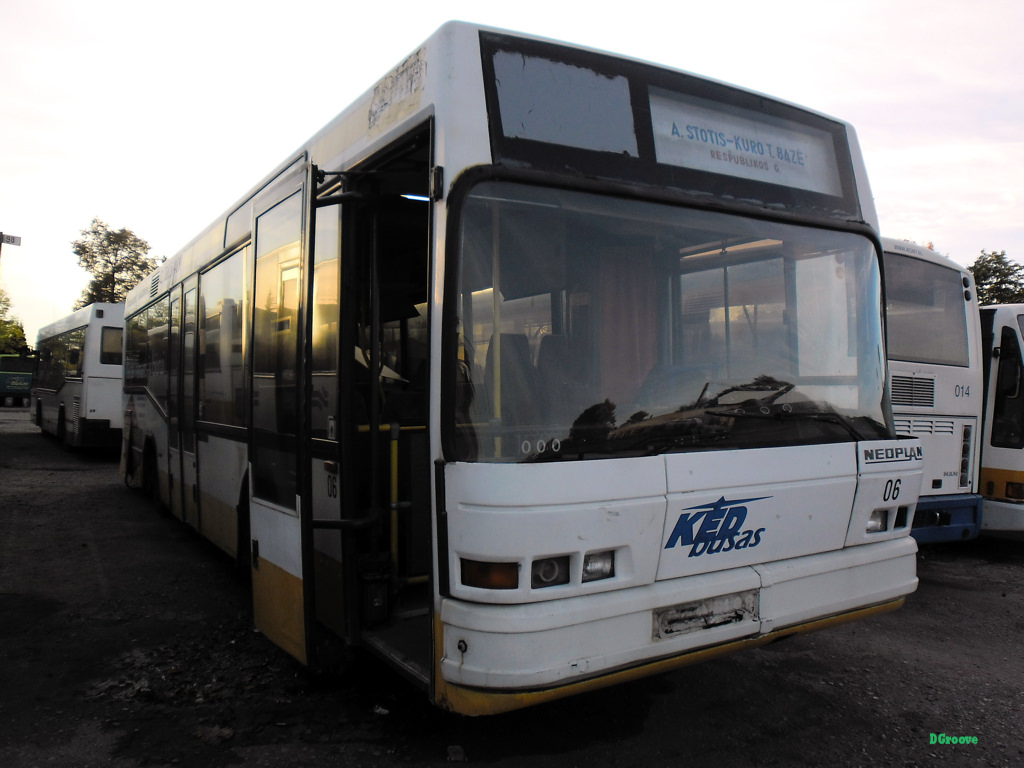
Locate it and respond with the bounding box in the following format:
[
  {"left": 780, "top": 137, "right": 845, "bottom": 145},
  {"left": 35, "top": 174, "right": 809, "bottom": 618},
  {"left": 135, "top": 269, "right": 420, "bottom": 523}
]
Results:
[{"left": 2, "top": 404, "right": 1023, "bottom": 767}]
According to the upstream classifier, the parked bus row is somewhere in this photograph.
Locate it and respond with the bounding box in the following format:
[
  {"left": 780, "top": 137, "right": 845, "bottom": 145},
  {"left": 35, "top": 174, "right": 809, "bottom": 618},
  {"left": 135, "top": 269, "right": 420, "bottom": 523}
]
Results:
[{"left": 20, "top": 22, "right": 1024, "bottom": 715}]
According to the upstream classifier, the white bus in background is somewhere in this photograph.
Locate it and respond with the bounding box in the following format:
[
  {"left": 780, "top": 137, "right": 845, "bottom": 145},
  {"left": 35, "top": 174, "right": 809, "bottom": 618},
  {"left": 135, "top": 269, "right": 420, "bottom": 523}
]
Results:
[
  {"left": 121, "top": 22, "right": 922, "bottom": 715},
  {"left": 881, "top": 238, "right": 983, "bottom": 542},
  {"left": 32, "top": 302, "right": 124, "bottom": 449},
  {"left": 978, "top": 303, "right": 1024, "bottom": 535}
]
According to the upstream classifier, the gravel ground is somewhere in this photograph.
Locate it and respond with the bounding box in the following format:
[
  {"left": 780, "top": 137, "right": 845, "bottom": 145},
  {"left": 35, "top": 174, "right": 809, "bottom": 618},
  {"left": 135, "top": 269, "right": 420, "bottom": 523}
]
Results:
[{"left": 2, "top": 405, "right": 1023, "bottom": 767}]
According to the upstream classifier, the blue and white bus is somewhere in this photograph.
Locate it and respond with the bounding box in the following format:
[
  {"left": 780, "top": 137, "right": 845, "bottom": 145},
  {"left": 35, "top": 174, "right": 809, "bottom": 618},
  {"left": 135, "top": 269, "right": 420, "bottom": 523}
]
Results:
[
  {"left": 882, "top": 238, "right": 983, "bottom": 542},
  {"left": 122, "top": 23, "right": 922, "bottom": 715}
]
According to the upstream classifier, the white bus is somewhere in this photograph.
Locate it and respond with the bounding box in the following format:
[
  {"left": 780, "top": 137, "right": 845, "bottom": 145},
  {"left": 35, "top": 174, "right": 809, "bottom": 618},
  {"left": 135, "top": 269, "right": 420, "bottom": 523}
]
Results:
[
  {"left": 881, "top": 238, "right": 983, "bottom": 542},
  {"left": 978, "top": 303, "right": 1024, "bottom": 535},
  {"left": 33, "top": 302, "right": 124, "bottom": 448},
  {"left": 122, "top": 22, "right": 922, "bottom": 715}
]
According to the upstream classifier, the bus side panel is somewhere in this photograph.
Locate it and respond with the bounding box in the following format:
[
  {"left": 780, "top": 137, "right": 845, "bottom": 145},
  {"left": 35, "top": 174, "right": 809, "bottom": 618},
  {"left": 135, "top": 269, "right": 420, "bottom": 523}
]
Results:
[
  {"left": 33, "top": 388, "right": 66, "bottom": 438},
  {"left": 83, "top": 376, "right": 125, "bottom": 425},
  {"left": 250, "top": 496, "right": 307, "bottom": 664},
  {"left": 982, "top": 497, "right": 1024, "bottom": 533},
  {"left": 73, "top": 376, "right": 124, "bottom": 447},
  {"left": 197, "top": 435, "right": 247, "bottom": 558}
]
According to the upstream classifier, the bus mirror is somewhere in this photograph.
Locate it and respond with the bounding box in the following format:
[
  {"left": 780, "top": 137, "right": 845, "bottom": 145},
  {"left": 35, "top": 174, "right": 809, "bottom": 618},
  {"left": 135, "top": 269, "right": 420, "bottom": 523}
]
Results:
[{"left": 69, "top": 349, "right": 81, "bottom": 366}]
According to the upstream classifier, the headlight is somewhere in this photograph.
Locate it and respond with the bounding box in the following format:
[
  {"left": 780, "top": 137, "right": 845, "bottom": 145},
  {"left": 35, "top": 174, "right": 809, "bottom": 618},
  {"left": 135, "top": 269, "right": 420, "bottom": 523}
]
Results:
[
  {"left": 531, "top": 556, "right": 570, "bottom": 588},
  {"left": 582, "top": 550, "right": 615, "bottom": 583},
  {"left": 866, "top": 509, "right": 888, "bottom": 533}
]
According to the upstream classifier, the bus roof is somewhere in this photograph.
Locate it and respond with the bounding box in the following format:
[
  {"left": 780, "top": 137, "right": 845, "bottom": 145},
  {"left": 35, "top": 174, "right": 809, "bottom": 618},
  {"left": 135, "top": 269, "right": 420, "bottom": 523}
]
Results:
[
  {"left": 881, "top": 237, "right": 968, "bottom": 272},
  {"left": 36, "top": 302, "right": 124, "bottom": 344},
  {"left": 127, "top": 21, "right": 875, "bottom": 316}
]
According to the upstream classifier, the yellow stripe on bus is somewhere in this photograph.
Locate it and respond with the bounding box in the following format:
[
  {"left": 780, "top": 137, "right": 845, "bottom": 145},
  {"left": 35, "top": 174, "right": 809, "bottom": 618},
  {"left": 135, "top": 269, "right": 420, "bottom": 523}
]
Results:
[
  {"left": 431, "top": 600, "right": 904, "bottom": 716},
  {"left": 252, "top": 557, "right": 307, "bottom": 665},
  {"left": 980, "top": 465, "right": 1024, "bottom": 500}
]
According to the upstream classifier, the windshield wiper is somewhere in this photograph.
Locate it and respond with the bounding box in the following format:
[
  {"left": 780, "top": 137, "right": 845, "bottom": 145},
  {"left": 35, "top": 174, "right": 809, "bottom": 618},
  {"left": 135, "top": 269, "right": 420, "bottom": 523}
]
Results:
[{"left": 705, "top": 405, "right": 868, "bottom": 441}]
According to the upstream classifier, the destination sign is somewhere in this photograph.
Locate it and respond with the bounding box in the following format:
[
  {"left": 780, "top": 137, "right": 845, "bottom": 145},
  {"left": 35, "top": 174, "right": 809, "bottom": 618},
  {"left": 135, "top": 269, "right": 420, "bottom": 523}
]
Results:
[
  {"left": 649, "top": 87, "right": 844, "bottom": 197},
  {"left": 1, "top": 233, "right": 21, "bottom": 246}
]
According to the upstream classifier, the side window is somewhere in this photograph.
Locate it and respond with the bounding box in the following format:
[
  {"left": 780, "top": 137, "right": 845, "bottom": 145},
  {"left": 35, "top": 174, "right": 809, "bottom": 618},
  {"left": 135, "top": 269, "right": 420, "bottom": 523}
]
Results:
[
  {"left": 125, "top": 312, "right": 149, "bottom": 389},
  {"left": 100, "top": 327, "right": 123, "bottom": 366},
  {"left": 66, "top": 328, "right": 85, "bottom": 378},
  {"left": 147, "top": 299, "right": 170, "bottom": 412},
  {"left": 199, "top": 249, "right": 246, "bottom": 426},
  {"left": 992, "top": 325, "right": 1024, "bottom": 449}
]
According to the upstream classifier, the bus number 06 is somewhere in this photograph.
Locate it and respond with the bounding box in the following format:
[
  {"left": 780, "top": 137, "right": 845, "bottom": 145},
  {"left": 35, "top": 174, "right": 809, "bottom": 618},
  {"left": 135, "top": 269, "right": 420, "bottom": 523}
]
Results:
[{"left": 883, "top": 478, "right": 901, "bottom": 502}]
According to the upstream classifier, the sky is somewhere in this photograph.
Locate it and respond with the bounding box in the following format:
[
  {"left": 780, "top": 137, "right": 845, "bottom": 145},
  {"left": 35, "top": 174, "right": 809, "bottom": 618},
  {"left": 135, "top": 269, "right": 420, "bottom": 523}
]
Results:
[{"left": 2, "top": 0, "right": 1024, "bottom": 344}]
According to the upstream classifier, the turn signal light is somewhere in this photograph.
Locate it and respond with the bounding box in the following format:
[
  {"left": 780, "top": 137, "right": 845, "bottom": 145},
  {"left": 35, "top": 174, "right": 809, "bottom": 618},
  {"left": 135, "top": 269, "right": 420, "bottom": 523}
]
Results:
[{"left": 461, "top": 559, "right": 519, "bottom": 590}]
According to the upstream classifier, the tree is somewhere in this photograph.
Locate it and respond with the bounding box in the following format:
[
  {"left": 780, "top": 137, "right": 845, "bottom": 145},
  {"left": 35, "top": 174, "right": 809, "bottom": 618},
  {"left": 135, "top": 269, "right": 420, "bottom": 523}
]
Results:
[
  {"left": 968, "top": 250, "right": 1024, "bottom": 306},
  {"left": 72, "top": 218, "right": 159, "bottom": 308},
  {"left": 0, "top": 288, "right": 28, "bottom": 353}
]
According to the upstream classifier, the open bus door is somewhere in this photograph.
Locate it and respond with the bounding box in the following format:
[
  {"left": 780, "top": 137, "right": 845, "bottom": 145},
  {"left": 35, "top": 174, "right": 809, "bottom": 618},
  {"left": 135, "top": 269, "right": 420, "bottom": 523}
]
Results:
[
  {"left": 305, "top": 130, "right": 435, "bottom": 683},
  {"left": 249, "top": 169, "right": 311, "bottom": 663},
  {"left": 248, "top": 136, "right": 434, "bottom": 677}
]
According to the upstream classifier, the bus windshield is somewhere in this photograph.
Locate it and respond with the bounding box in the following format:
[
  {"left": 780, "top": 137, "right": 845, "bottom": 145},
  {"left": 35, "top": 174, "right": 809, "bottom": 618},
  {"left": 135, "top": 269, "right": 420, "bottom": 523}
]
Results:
[
  {"left": 451, "top": 181, "right": 889, "bottom": 462},
  {"left": 884, "top": 252, "right": 971, "bottom": 367}
]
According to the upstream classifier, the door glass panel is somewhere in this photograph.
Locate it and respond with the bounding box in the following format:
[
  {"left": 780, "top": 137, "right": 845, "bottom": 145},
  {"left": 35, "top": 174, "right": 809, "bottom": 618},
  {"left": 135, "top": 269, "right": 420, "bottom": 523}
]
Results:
[
  {"left": 169, "top": 295, "right": 181, "bottom": 445},
  {"left": 992, "top": 324, "right": 1024, "bottom": 449},
  {"left": 311, "top": 206, "right": 341, "bottom": 441},
  {"left": 252, "top": 191, "right": 303, "bottom": 507},
  {"left": 182, "top": 286, "right": 197, "bottom": 452}
]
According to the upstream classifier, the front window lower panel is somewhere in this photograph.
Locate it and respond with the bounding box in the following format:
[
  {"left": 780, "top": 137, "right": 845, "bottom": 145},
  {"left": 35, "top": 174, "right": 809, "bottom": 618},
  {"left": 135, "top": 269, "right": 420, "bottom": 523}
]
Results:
[{"left": 450, "top": 181, "right": 889, "bottom": 463}]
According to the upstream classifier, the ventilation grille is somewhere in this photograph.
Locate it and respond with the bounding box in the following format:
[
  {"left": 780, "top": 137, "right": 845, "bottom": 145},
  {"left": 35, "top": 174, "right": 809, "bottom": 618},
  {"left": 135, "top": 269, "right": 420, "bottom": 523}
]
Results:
[
  {"left": 149, "top": 274, "right": 160, "bottom": 298},
  {"left": 891, "top": 375, "right": 935, "bottom": 408},
  {"left": 893, "top": 417, "right": 956, "bottom": 436}
]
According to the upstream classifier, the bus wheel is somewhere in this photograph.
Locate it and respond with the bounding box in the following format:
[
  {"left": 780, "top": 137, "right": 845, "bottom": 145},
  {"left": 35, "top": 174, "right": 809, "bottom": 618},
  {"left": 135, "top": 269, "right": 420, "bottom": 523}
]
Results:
[
  {"left": 142, "top": 444, "right": 160, "bottom": 506},
  {"left": 56, "top": 408, "right": 69, "bottom": 449},
  {"left": 235, "top": 476, "right": 251, "bottom": 575}
]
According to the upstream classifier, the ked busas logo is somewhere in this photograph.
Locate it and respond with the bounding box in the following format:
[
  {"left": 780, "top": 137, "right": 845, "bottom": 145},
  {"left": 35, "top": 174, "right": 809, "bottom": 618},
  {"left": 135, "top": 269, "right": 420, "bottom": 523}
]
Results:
[{"left": 664, "top": 495, "right": 770, "bottom": 558}]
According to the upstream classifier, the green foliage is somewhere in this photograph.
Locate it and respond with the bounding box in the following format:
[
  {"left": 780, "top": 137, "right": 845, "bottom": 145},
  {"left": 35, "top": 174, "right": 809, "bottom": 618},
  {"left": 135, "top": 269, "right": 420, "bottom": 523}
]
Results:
[
  {"left": 968, "top": 250, "right": 1024, "bottom": 306},
  {"left": 0, "top": 288, "right": 28, "bottom": 353},
  {"left": 72, "top": 218, "right": 159, "bottom": 309}
]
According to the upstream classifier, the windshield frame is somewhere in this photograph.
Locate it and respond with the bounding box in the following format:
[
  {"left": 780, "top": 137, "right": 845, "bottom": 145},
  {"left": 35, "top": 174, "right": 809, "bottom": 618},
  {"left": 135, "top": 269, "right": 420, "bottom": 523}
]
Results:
[{"left": 440, "top": 167, "right": 891, "bottom": 463}]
